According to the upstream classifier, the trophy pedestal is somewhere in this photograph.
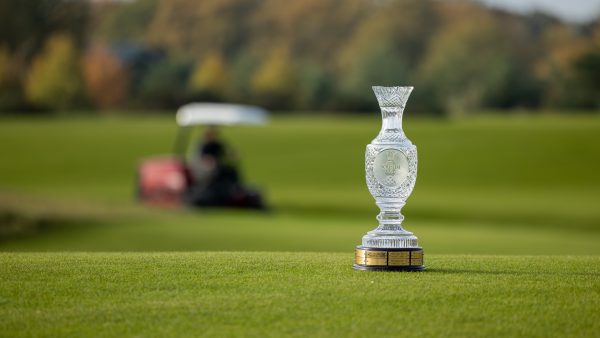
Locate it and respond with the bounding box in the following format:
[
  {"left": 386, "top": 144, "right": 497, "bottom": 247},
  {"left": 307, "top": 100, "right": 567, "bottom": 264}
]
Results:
[{"left": 353, "top": 246, "right": 424, "bottom": 271}]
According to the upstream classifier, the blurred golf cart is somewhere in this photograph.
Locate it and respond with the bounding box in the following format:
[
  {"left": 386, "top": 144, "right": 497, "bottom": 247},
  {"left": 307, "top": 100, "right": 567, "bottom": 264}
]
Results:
[{"left": 136, "top": 103, "right": 268, "bottom": 209}]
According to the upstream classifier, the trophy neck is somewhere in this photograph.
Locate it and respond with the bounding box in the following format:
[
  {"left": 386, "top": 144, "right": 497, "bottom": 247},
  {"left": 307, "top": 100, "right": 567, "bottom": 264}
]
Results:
[
  {"left": 372, "top": 86, "right": 413, "bottom": 143},
  {"left": 381, "top": 107, "right": 404, "bottom": 133}
]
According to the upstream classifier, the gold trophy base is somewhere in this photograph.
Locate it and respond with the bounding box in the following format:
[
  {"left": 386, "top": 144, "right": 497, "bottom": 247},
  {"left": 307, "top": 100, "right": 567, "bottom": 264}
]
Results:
[{"left": 353, "top": 246, "right": 425, "bottom": 271}]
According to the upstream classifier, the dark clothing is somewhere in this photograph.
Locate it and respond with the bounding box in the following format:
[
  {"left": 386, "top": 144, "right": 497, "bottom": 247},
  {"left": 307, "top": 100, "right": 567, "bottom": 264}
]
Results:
[
  {"left": 200, "top": 141, "right": 225, "bottom": 161},
  {"left": 195, "top": 139, "right": 240, "bottom": 199},
  {"left": 187, "top": 139, "right": 264, "bottom": 209}
]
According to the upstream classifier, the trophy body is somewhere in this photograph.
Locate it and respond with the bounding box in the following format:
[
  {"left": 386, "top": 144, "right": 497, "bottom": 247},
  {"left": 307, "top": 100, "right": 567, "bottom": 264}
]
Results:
[{"left": 354, "top": 86, "right": 424, "bottom": 271}]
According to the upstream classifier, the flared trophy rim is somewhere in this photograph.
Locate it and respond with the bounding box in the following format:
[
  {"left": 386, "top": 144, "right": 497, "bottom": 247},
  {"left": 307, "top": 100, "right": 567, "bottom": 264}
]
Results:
[
  {"left": 372, "top": 86, "right": 414, "bottom": 108},
  {"left": 372, "top": 85, "right": 414, "bottom": 90}
]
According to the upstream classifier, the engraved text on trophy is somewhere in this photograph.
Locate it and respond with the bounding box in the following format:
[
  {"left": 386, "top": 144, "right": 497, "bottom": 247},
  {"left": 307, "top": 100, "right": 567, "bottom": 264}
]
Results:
[{"left": 373, "top": 149, "right": 409, "bottom": 187}]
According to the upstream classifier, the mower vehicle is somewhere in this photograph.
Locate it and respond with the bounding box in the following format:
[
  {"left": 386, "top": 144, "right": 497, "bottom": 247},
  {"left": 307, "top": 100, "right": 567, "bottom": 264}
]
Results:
[{"left": 136, "top": 103, "right": 268, "bottom": 209}]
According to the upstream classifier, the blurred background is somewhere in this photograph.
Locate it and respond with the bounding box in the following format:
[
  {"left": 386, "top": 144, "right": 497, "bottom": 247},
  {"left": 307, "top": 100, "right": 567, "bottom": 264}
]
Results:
[{"left": 0, "top": 0, "right": 599, "bottom": 254}]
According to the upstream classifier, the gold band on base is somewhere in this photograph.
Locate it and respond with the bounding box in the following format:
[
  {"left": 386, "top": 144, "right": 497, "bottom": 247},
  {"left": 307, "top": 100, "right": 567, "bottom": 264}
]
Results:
[{"left": 353, "top": 246, "right": 425, "bottom": 271}]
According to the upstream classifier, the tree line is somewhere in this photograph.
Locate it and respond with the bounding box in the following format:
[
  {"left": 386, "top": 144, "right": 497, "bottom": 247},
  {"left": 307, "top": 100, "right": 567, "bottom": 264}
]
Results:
[{"left": 0, "top": 0, "right": 599, "bottom": 115}]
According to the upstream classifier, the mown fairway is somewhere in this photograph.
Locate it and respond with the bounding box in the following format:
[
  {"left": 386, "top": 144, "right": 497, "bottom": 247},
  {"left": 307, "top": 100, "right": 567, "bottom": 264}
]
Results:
[
  {"left": 0, "top": 114, "right": 599, "bottom": 253},
  {"left": 1, "top": 114, "right": 599, "bottom": 337}
]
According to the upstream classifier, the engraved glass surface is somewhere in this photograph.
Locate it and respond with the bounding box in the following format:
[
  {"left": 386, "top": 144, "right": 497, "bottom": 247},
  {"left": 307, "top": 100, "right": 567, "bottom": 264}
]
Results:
[
  {"left": 362, "top": 86, "right": 421, "bottom": 249},
  {"left": 373, "top": 149, "right": 409, "bottom": 188}
]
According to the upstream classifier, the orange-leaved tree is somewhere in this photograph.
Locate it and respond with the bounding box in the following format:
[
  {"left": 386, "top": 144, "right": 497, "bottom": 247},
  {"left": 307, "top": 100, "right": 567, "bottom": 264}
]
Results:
[{"left": 82, "top": 45, "right": 130, "bottom": 109}]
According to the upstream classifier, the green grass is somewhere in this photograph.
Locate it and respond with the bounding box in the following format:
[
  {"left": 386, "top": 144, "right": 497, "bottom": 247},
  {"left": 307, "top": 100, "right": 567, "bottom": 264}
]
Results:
[
  {"left": 0, "top": 114, "right": 599, "bottom": 337},
  {"left": 0, "top": 114, "right": 599, "bottom": 253},
  {"left": 1, "top": 252, "right": 598, "bottom": 337}
]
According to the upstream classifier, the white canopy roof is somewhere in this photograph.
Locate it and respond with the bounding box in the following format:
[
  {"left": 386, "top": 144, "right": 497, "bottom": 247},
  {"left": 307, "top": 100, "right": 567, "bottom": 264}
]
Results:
[{"left": 176, "top": 103, "right": 269, "bottom": 127}]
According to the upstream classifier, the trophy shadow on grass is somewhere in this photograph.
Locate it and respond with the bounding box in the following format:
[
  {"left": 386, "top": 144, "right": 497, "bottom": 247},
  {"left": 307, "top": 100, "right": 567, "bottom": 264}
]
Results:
[{"left": 425, "top": 268, "right": 600, "bottom": 277}]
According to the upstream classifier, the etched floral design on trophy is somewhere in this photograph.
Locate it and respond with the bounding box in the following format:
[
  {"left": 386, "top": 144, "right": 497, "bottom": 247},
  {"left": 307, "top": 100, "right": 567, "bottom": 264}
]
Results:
[{"left": 354, "top": 86, "right": 424, "bottom": 271}]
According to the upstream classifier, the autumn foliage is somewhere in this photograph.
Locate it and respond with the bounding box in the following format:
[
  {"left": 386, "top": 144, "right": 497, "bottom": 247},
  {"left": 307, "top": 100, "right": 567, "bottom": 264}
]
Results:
[
  {"left": 1, "top": 0, "right": 599, "bottom": 113},
  {"left": 25, "top": 34, "right": 84, "bottom": 110},
  {"left": 83, "top": 46, "right": 130, "bottom": 109}
]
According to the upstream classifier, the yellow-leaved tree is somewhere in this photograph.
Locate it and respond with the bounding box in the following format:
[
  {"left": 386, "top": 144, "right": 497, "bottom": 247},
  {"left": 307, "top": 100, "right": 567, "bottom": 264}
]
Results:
[
  {"left": 189, "top": 51, "right": 229, "bottom": 98},
  {"left": 25, "top": 34, "right": 84, "bottom": 110},
  {"left": 251, "top": 47, "right": 298, "bottom": 109}
]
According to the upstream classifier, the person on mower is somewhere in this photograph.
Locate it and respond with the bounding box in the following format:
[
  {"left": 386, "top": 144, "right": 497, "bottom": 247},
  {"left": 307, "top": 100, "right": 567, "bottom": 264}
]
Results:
[
  {"left": 199, "top": 126, "right": 225, "bottom": 163},
  {"left": 188, "top": 127, "right": 241, "bottom": 206}
]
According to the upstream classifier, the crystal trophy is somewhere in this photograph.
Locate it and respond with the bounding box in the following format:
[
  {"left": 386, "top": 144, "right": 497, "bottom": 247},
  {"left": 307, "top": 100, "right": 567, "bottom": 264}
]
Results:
[{"left": 353, "top": 86, "right": 424, "bottom": 271}]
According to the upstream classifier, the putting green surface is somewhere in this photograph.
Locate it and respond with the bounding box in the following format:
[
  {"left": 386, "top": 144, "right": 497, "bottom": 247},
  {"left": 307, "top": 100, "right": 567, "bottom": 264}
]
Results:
[{"left": 1, "top": 253, "right": 598, "bottom": 337}]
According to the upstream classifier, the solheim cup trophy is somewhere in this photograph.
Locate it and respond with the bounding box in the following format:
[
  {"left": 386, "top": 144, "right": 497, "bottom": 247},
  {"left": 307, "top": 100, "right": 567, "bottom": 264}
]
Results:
[{"left": 353, "top": 86, "right": 424, "bottom": 271}]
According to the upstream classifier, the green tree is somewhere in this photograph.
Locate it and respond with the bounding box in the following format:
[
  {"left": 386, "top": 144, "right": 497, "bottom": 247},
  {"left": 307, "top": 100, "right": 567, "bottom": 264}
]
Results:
[
  {"left": 248, "top": 0, "right": 368, "bottom": 66},
  {"left": 0, "top": 0, "right": 89, "bottom": 57},
  {"left": 229, "top": 52, "right": 260, "bottom": 103},
  {"left": 336, "top": 0, "right": 438, "bottom": 111},
  {"left": 297, "top": 63, "right": 334, "bottom": 110},
  {"left": 148, "top": 0, "right": 261, "bottom": 59},
  {"left": 96, "top": 0, "right": 158, "bottom": 42},
  {"left": 0, "top": 47, "right": 9, "bottom": 84},
  {"left": 25, "top": 34, "right": 84, "bottom": 110},
  {"left": 418, "top": 11, "right": 516, "bottom": 116},
  {"left": 0, "top": 46, "right": 24, "bottom": 111},
  {"left": 137, "top": 58, "right": 191, "bottom": 108},
  {"left": 0, "top": 0, "right": 89, "bottom": 111},
  {"left": 339, "top": 40, "right": 411, "bottom": 111},
  {"left": 571, "top": 51, "right": 600, "bottom": 108},
  {"left": 88, "top": 0, "right": 600, "bottom": 113}
]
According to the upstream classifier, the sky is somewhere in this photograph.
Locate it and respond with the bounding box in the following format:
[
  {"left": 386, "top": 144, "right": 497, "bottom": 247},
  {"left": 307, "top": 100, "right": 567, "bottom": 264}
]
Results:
[{"left": 478, "top": 0, "right": 600, "bottom": 23}]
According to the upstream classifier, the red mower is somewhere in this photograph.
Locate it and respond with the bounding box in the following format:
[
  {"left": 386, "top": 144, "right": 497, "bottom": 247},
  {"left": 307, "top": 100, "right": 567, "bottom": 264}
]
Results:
[{"left": 136, "top": 103, "right": 268, "bottom": 209}]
